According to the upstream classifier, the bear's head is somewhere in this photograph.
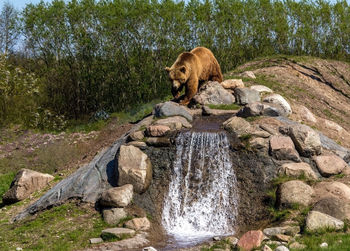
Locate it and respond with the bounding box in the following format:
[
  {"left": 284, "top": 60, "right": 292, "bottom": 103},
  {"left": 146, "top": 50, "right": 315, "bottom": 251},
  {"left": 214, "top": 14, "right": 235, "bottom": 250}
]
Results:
[{"left": 165, "top": 65, "right": 189, "bottom": 94}]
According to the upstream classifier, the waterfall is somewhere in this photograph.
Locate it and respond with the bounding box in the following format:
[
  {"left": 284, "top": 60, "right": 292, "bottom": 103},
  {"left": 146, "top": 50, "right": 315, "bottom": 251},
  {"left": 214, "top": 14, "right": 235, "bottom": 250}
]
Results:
[{"left": 162, "top": 130, "right": 239, "bottom": 245}]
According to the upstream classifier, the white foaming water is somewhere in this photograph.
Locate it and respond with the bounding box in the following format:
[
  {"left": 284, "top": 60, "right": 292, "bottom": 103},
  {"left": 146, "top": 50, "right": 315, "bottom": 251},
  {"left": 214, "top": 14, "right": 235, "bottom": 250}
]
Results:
[{"left": 162, "top": 131, "right": 239, "bottom": 245}]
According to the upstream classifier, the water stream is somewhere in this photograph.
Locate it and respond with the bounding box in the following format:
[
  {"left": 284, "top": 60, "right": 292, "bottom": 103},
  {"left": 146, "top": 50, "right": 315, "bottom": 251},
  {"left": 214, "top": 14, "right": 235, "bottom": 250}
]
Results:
[{"left": 162, "top": 130, "right": 239, "bottom": 246}]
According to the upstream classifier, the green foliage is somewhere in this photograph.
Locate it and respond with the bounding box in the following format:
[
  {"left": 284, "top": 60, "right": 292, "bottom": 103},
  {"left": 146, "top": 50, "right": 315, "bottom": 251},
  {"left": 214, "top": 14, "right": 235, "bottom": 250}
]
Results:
[
  {"left": 0, "top": 172, "right": 15, "bottom": 202},
  {"left": 208, "top": 103, "right": 241, "bottom": 110}
]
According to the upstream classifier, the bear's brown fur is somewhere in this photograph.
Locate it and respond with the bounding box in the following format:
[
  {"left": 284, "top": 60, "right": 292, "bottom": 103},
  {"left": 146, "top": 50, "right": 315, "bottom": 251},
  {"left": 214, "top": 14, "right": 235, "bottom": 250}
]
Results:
[{"left": 165, "top": 47, "right": 223, "bottom": 105}]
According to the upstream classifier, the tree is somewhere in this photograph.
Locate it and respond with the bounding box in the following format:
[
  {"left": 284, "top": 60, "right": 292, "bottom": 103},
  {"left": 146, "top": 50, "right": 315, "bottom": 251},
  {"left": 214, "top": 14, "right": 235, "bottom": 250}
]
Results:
[{"left": 0, "top": 2, "right": 20, "bottom": 54}]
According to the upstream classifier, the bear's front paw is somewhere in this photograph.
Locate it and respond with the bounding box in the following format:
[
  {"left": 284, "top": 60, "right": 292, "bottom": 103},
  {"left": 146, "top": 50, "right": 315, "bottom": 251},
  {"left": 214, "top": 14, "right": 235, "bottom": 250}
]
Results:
[{"left": 179, "top": 99, "right": 190, "bottom": 106}]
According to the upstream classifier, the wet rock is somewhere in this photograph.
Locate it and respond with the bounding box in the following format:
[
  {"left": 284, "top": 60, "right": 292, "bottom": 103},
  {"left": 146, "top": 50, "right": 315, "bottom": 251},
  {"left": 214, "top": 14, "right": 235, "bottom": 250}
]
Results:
[
  {"left": 275, "top": 246, "right": 289, "bottom": 251},
  {"left": 288, "top": 124, "right": 322, "bottom": 157},
  {"left": 154, "top": 101, "right": 193, "bottom": 121},
  {"left": 237, "top": 230, "right": 264, "bottom": 251},
  {"left": 193, "top": 81, "right": 236, "bottom": 105},
  {"left": 221, "top": 79, "right": 244, "bottom": 90},
  {"left": 279, "top": 162, "right": 318, "bottom": 180},
  {"left": 262, "top": 245, "right": 272, "bottom": 251},
  {"left": 263, "top": 94, "right": 292, "bottom": 116},
  {"left": 127, "top": 141, "right": 147, "bottom": 149},
  {"left": 306, "top": 211, "right": 344, "bottom": 232},
  {"left": 320, "top": 242, "right": 328, "bottom": 248},
  {"left": 223, "top": 116, "right": 251, "bottom": 136},
  {"left": 3, "top": 169, "right": 54, "bottom": 204},
  {"left": 289, "top": 242, "right": 306, "bottom": 249},
  {"left": 250, "top": 85, "right": 273, "bottom": 94},
  {"left": 314, "top": 154, "right": 348, "bottom": 177},
  {"left": 118, "top": 145, "right": 152, "bottom": 193},
  {"left": 146, "top": 125, "right": 170, "bottom": 137},
  {"left": 102, "top": 208, "right": 127, "bottom": 225},
  {"left": 234, "top": 88, "right": 260, "bottom": 105},
  {"left": 263, "top": 226, "right": 300, "bottom": 238},
  {"left": 313, "top": 196, "right": 348, "bottom": 221},
  {"left": 100, "top": 184, "right": 133, "bottom": 208},
  {"left": 277, "top": 180, "right": 314, "bottom": 208},
  {"left": 124, "top": 217, "right": 151, "bottom": 231},
  {"left": 146, "top": 137, "right": 171, "bottom": 147},
  {"left": 240, "top": 71, "right": 256, "bottom": 79},
  {"left": 153, "top": 116, "right": 192, "bottom": 130},
  {"left": 101, "top": 227, "right": 136, "bottom": 240},
  {"left": 269, "top": 136, "right": 301, "bottom": 162},
  {"left": 89, "top": 237, "right": 103, "bottom": 244},
  {"left": 129, "top": 131, "right": 144, "bottom": 141}
]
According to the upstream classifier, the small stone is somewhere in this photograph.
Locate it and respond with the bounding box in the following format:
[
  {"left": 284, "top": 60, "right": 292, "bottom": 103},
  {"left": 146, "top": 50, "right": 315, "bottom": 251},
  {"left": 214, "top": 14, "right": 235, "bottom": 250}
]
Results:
[
  {"left": 277, "top": 180, "right": 314, "bottom": 208},
  {"left": 279, "top": 162, "right": 318, "bottom": 180},
  {"left": 234, "top": 88, "right": 261, "bottom": 105},
  {"left": 265, "top": 241, "right": 282, "bottom": 246},
  {"left": 263, "top": 226, "right": 300, "bottom": 238},
  {"left": 240, "top": 71, "right": 256, "bottom": 79},
  {"left": 102, "top": 208, "right": 127, "bottom": 225},
  {"left": 320, "top": 242, "right": 328, "bottom": 248},
  {"left": 146, "top": 137, "right": 171, "bottom": 147},
  {"left": 100, "top": 184, "right": 133, "bottom": 208},
  {"left": 221, "top": 79, "right": 245, "bottom": 89},
  {"left": 289, "top": 242, "right": 306, "bottom": 249},
  {"left": 143, "top": 247, "right": 157, "bottom": 251},
  {"left": 263, "top": 94, "right": 292, "bottom": 116},
  {"left": 306, "top": 211, "right": 344, "bottom": 232},
  {"left": 101, "top": 227, "right": 135, "bottom": 240},
  {"left": 213, "top": 236, "right": 221, "bottom": 241},
  {"left": 89, "top": 237, "right": 103, "bottom": 244},
  {"left": 124, "top": 217, "right": 151, "bottom": 231},
  {"left": 225, "top": 236, "right": 239, "bottom": 246},
  {"left": 275, "top": 246, "right": 289, "bottom": 251},
  {"left": 274, "top": 234, "right": 291, "bottom": 243},
  {"left": 146, "top": 125, "right": 170, "bottom": 137},
  {"left": 16, "top": 248, "right": 23, "bottom": 251},
  {"left": 237, "top": 230, "right": 264, "bottom": 251},
  {"left": 262, "top": 245, "right": 272, "bottom": 251},
  {"left": 250, "top": 85, "right": 273, "bottom": 94},
  {"left": 270, "top": 136, "right": 301, "bottom": 162},
  {"left": 314, "top": 154, "right": 348, "bottom": 177},
  {"left": 129, "top": 131, "right": 144, "bottom": 141}
]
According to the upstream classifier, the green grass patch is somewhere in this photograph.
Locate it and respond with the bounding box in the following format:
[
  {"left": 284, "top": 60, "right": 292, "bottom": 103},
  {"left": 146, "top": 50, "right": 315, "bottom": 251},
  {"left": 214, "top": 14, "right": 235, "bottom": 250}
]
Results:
[
  {"left": 118, "top": 216, "right": 134, "bottom": 227},
  {"left": 208, "top": 103, "right": 241, "bottom": 110},
  {"left": 0, "top": 172, "right": 16, "bottom": 202},
  {"left": 293, "top": 232, "right": 350, "bottom": 250}
]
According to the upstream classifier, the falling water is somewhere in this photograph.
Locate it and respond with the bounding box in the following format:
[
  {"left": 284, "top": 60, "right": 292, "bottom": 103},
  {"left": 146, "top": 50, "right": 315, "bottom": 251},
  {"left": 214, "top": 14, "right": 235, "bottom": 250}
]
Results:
[{"left": 162, "top": 130, "right": 239, "bottom": 245}]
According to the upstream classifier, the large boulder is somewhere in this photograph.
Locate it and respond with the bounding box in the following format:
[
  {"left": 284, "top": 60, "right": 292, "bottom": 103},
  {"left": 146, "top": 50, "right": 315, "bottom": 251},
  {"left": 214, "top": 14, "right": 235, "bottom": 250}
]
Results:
[
  {"left": 313, "top": 154, "right": 348, "bottom": 177},
  {"left": 103, "top": 208, "right": 128, "bottom": 225},
  {"left": 279, "top": 162, "right": 318, "bottom": 180},
  {"left": 306, "top": 211, "right": 344, "bottom": 232},
  {"left": 153, "top": 116, "right": 192, "bottom": 130},
  {"left": 263, "top": 94, "right": 292, "bottom": 116},
  {"left": 193, "top": 81, "right": 235, "bottom": 105},
  {"left": 277, "top": 180, "right": 314, "bottom": 208},
  {"left": 314, "top": 181, "right": 350, "bottom": 201},
  {"left": 288, "top": 124, "right": 322, "bottom": 157},
  {"left": 3, "top": 169, "right": 54, "bottom": 204},
  {"left": 221, "top": 79, "right": 244, "bottom": 90},
  {"left": 237, "top": 102, "right": 288, "bottom": 118},
  {"left": 223, "top": 116, "right": 251, "bottom": 136},
  {"left": 124, "top": 217, "right": 151, "bottom": 231},
  {"left": 118, "top": 145, "right": 152, "bottom": 194},
  {"left": 153, "top": 101, "right": 193, "bottom": 121},
  {"left": 146, "top": 125, "right": 170, "bottom": 137},
  {"left": 269, "top": 136, "right": 301, "bottom": 162},
  {"left": 237, "top": 230, "right": 264, "bottom": 251},
  {"left": 234, "top": 88, "right": 260, "bottom": 105},
  {"left": 100, "top": 184, "right": 133, "bottom": 207},
  {"left": 313, "top": 196, "right": 350, "bottom": 221}
]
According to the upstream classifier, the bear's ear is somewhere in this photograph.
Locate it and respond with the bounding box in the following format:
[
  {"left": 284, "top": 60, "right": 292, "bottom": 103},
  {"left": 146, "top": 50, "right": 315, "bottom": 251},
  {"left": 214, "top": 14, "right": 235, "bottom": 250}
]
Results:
[
  {"left": 180, "top": 66, "right": 186, "bottom": 73},
  {"left": 164, "top": 67, "right": 171, "bottom": 72}
]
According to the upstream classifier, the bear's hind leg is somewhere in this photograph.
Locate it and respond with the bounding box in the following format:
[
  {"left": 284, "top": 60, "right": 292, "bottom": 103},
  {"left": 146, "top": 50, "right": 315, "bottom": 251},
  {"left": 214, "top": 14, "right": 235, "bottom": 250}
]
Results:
[{"left": 180, "top": 78, "right": 198, "bottom": 105}]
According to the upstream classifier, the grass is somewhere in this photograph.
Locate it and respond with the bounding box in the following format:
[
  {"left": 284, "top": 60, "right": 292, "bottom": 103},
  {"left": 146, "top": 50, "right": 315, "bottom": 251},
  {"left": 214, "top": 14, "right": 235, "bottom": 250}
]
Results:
[
  {"left": 292, "top": 232, "right": 350, "bottom": 250},
  {"left": 208, "top": 103, "right": 241, "bottom": 110},
  {"left": 0, "top": 172, "right": 16, "bottom": 202},
  {"left": 0, "top": 202, "right": 110, "bottom": 251}
]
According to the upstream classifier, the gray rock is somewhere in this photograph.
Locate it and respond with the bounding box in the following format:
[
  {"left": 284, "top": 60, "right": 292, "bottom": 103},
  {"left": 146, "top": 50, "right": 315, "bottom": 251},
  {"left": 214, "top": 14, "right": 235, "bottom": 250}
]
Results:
[
  {"left": 240, "top": 71, "right": 256, "bottom": 79},
  {"left": 101, "top": 227, "right": 136, "bottom": 240},
  {"left": 118, "top": 145, "right": 152, "bottom": 194},
  {"left": 288, "top": 124, "right": 322, "bottom": 157},
  {"left": 89, "top": 237, "right": 103, "bottom": 244},
  {"left": 154, "top": 101, "right": 193, "bottom": 121},
  {"left": 153, "top": 116, "right": 192, "bottom": 130},
  {"left": 263, "top": 94, "right": 292, "bottom": 116},
  {"left": 314, "top": 154, "right": 348, "bottom": 177},
  {"left": 103, "top": 208, "right": 127, "bottom": 225},
  {"left": 193, "top": 81, "right": 235, "bottom": 105},
  {"left": 100, "top": 184, "right": 133, "bottom": 207},
  {"left": 146, "top": 137, "right": 171, "bottom": 147},
  {"left": 250, "top": 85, "right": 273, "bottom": 94},
  {"left": 13, "top": 116, "right": 150, "bottom": 222},
  {"left": 237, "top": 102, "right": 287, "bottom": 118},
  {"left": 313, "top": 196, "right": 348, "bottom": 221},
  {"left": 3, "top": 169, "right": 54, "bottom": 204},
  {"left": 263, "top": 226, "right": 300, "bottom": 238},
  {"left": 124, "top": 217, "right": 151, "bottom": 231},
  {"left": 223, "top": 116, "right": 251, "bottom": 136},
  {"left": 275, "top": 246, "right": 289, "bottom": 251},
  {"left": 269, "top": 136, "right": 301, "bottom": 162},
  {"left": 277, "top": 180, "right": 314, "bottom": 208},
  {"left": 306, "top": 211, "right": 344, "bottom": 232},
  {"left": 279, "top": 162, "right": 318, "bottom": 180},
  {"left": 234, "top": 88, "right": 260, "bottom": 105},
  {"left": 262, "top": 103, "right": 288, "bottom": 117}
]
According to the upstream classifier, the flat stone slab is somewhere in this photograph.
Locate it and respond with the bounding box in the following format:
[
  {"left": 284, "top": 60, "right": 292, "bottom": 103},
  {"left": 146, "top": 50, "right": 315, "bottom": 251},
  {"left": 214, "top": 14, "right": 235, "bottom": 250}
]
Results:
[
  {"left": 101, "top": 227, "right": 136, "bottom": 240},
  {"left": 279, "top": 162, "right": 318, "bottom": 180},
  {"left": 263, "top": 226, "right": 300, "bottom": 237},
  {"left": 89, "top": 237, "right": 103, "bottom": 244}
]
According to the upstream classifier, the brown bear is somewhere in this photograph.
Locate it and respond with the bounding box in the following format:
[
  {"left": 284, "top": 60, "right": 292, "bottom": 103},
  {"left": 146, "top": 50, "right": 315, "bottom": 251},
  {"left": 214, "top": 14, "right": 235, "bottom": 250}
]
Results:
[{"left": 165, "top": 47, "right": 223, "bottom": 105}]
